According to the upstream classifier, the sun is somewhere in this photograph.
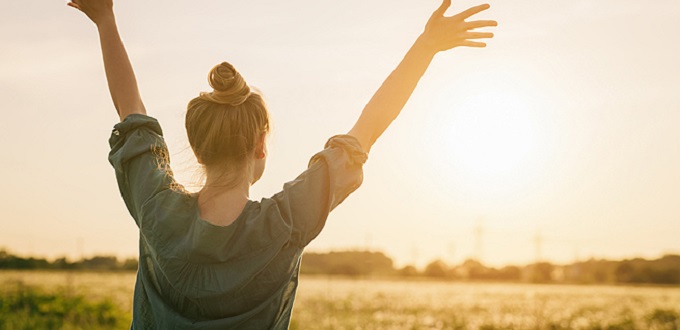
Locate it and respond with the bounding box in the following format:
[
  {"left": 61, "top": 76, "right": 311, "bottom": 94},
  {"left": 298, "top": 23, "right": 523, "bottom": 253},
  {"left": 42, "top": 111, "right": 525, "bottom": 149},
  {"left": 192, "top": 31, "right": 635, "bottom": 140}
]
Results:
[
  {"left": 448, "top": 89, "right": 536, "bottom": 177},
  {"left": 422, "top": 69, "right": 553, "bottom": 195}
]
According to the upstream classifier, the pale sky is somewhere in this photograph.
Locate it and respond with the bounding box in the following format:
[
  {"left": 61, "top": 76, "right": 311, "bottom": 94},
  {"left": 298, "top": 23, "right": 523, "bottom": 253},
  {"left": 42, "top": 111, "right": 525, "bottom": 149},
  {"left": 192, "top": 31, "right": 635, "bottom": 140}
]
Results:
[{"left": 1, "top": 0, "right": 679, "bottom": 268}]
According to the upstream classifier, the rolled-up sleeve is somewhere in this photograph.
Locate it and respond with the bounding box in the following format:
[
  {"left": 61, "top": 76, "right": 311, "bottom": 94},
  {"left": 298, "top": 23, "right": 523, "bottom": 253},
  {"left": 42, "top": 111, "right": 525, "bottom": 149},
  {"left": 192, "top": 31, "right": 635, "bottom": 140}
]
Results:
[
  {"left": 108, "top": 114, "right": 177, "bottom": 227},
  {"left": 273, "top": 135, "right": 368, "bottom": 247}
]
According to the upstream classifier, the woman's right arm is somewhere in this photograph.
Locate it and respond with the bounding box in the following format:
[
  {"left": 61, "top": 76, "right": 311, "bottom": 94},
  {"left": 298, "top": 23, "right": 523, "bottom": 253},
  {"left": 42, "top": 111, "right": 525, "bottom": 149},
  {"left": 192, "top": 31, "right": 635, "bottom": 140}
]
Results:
[
  {"left": 348, "top": 0, "right": 497, "bottom": 153},
  {"left": 68, "top": 0, "right": 146, "bottom": 121}
]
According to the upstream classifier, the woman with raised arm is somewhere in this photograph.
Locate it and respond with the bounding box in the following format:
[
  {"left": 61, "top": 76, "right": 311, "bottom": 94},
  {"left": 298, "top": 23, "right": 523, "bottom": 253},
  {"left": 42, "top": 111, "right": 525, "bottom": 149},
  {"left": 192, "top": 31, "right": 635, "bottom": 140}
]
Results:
[{"left": 68, "top": 0, "right": 496, "bottom": 328}]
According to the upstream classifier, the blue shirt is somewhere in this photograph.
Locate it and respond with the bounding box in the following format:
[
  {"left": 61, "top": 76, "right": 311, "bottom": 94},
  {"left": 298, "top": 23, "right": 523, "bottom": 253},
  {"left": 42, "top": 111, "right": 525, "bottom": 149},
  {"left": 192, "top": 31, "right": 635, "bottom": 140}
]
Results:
[{"left": 108, "top": 114, "right": 367, "bottom": 329}]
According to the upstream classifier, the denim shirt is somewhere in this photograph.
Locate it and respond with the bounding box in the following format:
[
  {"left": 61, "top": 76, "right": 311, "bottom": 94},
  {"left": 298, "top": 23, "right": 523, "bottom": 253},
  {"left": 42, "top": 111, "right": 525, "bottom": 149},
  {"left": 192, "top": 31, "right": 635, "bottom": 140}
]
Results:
[{"left": 108, "top": 114, "right": 367, "bottom": 329}]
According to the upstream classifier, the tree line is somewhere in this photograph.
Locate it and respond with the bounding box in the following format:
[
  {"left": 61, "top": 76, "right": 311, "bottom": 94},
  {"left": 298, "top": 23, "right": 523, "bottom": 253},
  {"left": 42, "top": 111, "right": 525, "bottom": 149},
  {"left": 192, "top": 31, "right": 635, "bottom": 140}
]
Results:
[
  {"left": 2, "top": 248, "right": 679, "bottom": 285},
  {"left": 0, "top": 249, "right": 136, "bottom": 271},
  {"left": 300, "top": 252, "right": 680, "bottom": 285}
]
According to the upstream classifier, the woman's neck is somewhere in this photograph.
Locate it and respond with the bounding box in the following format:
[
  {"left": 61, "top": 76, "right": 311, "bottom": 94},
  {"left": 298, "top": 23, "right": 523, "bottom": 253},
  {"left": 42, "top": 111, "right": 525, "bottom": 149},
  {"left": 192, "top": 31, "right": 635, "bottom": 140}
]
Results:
[
  {"left": 197, "top": 172, "right": 251, "bottom": 226},
  {"left": 201, "top": 168, "right": 251, "bottom": 200}
]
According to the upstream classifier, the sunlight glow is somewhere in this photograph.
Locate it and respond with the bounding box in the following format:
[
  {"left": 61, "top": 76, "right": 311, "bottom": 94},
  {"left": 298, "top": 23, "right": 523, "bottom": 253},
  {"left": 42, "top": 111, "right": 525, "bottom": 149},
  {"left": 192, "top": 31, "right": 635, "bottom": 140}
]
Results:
[
  {"left": 448, "top": 89, "right": 537, "bottom": 178},
  {"left": 425, "top": 69, "right": 553, "bottom": 197}
]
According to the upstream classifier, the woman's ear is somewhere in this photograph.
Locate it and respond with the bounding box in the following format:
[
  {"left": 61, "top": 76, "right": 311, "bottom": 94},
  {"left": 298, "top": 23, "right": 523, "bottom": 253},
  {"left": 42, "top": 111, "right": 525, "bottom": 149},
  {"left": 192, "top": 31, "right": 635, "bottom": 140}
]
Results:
[{"left": 255, "top": 133, "right": 267, "bottom": 159}]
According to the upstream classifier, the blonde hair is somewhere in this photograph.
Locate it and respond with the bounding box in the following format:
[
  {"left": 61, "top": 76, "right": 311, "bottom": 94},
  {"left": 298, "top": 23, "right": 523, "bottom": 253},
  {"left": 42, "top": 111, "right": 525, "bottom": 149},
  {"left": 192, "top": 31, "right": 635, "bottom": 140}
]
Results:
[{"left": 186, "top": 62, "right": 269, "bottom": 187}]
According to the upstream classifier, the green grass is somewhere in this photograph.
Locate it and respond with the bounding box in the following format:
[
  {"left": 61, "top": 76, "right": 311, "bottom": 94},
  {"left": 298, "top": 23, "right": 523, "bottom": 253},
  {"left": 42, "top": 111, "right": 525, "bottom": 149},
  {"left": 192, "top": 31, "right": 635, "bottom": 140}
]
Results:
[
  {"left": 0, "top": 281, "right": 130, "bottom": 330},
  {"left": 1, "top": 271, "right": 679, "bottom": 329}
]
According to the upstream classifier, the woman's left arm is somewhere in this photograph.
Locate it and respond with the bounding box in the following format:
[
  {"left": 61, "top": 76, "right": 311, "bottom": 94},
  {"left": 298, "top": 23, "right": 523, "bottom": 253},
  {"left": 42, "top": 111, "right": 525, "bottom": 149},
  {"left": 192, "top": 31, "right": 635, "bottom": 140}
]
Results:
[{"left": 69, "top": 0, "right": 146, "bottom": 121}]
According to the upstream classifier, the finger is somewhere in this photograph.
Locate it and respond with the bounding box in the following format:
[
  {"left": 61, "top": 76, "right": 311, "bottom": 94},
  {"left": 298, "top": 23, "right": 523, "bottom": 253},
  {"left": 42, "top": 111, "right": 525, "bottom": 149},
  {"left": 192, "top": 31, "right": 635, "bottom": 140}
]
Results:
[
  {"left": 454, "top": 4, "right": 491, "bottom": 20},
  {"left": 67, "top": 2, "right": 80, "bottom": 9},
  {"left": 460, "top": 40, "right": 487, "bottom": 48},
  {"left": 432, "top": 0, "right": 452, "bottom": 17},
  {"left": 460, "top": 32, "right": 494, "bottom": 39},
  {"left": 465, "top": 20, "right": 498, "bottom": 29}
]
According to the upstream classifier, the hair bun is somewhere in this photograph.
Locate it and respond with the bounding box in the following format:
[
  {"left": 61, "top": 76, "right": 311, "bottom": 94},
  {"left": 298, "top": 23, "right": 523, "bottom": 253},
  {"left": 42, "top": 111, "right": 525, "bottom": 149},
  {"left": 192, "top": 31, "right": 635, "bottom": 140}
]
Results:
[{"left": 199, "top": 62, "right": 251, "bottom": 106}]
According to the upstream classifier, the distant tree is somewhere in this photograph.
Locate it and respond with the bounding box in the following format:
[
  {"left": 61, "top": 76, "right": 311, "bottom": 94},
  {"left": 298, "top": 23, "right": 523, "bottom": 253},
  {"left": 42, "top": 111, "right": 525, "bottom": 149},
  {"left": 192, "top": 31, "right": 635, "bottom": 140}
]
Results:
[
  {"left": 424, "top": 260, "right": 448, "bottom": 278},
  {"left": 498, "top": 266, "right": 521, "bottom": 281},
  {"left": 529, "top": 262, "right": 554, "bottom": 283},
  {"left": 121, "top": 258, "right": 138, "bottom": 271},
  {"left": 568, "top": 259, "right": 617, "bottom": 284},
  {"left": 301, "top": 251, "right": 394, "bottom": 276},
  {"left": 397, "top": 265, "right": 419, "bottom": 277},
  {"left": 615, "top": 262, "right": 635, "bottom": 283},
  {"left": 53, "top": 257, "right": 77, "bottom": 270},
  {"left": 659, "top": 254, "right": 680, "bottom": 265},
  {"left": 79, "top": 256, "right": 118, "bottom": 270},
  {"left": 330, "top": 264, "right": 361, "bottom": 276},
  {"left": 0, "top": 253, "right": 50, "bottom": 270},
  {"left": 638, "top": 267, "right": 680, "bottom": 285},
  {"left": 650, "top": 255, "right": 680, "bottom": 284},
  {"left": 457, "top": 259, "right": 492, "bottom": 280},
  {"left": 655, "top": 268, "right": 680, "bottom": 284}
]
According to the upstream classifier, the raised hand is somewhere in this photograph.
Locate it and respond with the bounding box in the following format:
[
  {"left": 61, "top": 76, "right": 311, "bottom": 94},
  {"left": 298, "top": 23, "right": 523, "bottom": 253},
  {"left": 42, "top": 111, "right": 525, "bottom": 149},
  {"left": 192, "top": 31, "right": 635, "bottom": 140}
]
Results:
[
  {"left": 420, "top": 0, "right": 498, "bottom": 52},
  {"left": 347, "top": 1, "right": 498, "bottom": 153},
  {"left": 67, "top": 0, "right": 114, "bottom": 25},
  {"left": 67, "top": 0, "right": 145, "bottom": 120}
]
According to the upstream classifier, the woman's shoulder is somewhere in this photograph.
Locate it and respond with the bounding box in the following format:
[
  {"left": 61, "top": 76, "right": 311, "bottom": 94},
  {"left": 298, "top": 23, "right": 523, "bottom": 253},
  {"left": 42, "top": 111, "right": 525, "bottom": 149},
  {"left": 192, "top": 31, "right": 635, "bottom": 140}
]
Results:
[
  {"left": 111, "top": 113, "right": 163, "bottom": 139},
  {"left": 138, "top": 189, "right": 198, "bottom": 236}
]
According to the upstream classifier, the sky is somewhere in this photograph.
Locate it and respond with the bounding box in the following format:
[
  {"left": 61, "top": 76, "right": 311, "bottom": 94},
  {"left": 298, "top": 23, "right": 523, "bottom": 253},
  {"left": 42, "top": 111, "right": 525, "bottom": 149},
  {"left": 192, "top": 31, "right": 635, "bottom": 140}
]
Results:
[{"left": 1, "top": 0, "right": 679, "bottom": 268}]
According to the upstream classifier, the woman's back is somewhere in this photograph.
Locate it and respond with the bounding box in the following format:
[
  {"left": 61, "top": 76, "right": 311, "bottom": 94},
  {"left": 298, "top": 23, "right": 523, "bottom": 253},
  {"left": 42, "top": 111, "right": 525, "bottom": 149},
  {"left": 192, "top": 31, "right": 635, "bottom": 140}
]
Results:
[{"left": 109, "top": 115, "right": 366, "bottom": 328}]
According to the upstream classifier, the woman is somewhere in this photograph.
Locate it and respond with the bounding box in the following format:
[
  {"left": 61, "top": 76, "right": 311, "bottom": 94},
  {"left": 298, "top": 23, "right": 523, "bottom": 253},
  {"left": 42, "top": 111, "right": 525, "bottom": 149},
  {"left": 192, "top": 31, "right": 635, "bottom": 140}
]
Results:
[{"left": 68, "top": 0, "right": 496, "bottom": 328}]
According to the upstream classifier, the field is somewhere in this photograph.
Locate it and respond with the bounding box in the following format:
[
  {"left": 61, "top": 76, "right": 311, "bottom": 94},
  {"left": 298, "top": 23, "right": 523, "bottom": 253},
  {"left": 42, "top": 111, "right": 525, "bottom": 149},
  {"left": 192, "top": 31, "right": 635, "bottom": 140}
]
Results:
[{"left": 1, "top": 271, "right": 679, "bottom": 329}]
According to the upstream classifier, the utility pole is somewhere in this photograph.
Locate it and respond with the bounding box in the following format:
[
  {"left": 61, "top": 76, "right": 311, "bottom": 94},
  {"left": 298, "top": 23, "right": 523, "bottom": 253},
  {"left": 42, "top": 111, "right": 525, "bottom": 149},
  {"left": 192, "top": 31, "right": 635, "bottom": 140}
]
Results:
[
  {"left": 77, "top": 237, "right": 84, "bottom": 261},
  {"left": 534, "top": 229, "right": 543, "bottom": 263},
  {"left": 474, "top": 219, "right": 484, "bottom": 263},
  {"left": 448, "top": 241, "right": 456, "bottom": 265}
]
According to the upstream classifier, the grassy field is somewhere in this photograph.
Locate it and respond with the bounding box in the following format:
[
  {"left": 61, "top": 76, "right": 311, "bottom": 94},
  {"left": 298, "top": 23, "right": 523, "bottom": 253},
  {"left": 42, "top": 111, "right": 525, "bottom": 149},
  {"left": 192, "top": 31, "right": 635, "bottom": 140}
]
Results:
[{"left": 1, "top": 271, "right": 679, "bottom": 329}]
